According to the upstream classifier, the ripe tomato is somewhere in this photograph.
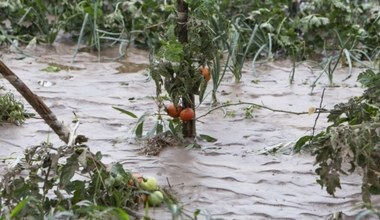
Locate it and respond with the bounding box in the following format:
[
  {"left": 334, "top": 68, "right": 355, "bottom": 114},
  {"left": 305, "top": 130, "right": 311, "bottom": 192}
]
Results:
[
  {"left": 166, "top": 103, "right": 182, "bottom": 118},
  {"left": 200, "top": 66, "right": 211, "bottom": 82},
  {"left": 180, "top": 108, "right": 194, "bottom": 121}
]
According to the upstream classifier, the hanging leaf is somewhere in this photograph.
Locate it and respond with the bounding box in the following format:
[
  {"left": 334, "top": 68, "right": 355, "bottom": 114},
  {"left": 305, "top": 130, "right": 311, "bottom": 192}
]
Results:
[
  {"left": 294, "top": 135, "right": 313, "bottom": 153},
  {"left": 135, "top": 121, "right": 144, "bottom": 138},
  {"left": 59, "top": 154, "right": 79, "bottom": 189},
  {"left": 77, "top": 148, "right": 88, "bottom": 168}
]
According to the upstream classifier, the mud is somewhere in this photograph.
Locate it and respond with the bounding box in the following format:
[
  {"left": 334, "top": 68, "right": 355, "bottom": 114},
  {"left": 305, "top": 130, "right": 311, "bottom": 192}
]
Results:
[{"left": 0, "top": 44, "right": 378, "bottom": 219}]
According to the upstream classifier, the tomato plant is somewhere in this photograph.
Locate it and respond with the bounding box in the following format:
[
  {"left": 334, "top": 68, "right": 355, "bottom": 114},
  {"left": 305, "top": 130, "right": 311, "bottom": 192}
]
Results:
[
  {"left": 295, "top": 69, "right": 380, "bottom": 206},
  {"left": 149, "top": 0, "right": 220, "bottom": 138}
]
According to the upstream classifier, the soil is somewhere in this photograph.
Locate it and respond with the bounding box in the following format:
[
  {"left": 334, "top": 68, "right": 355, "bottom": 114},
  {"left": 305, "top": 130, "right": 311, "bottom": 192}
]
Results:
[{"left": 0, "top": 43, "right": 378, "bottom": 220}]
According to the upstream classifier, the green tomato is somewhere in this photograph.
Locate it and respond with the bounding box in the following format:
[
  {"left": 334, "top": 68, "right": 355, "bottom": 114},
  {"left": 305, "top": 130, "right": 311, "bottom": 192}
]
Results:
[
  {"left": 114, "top": 174, "right": 124, "bottom": 186},
  {"left": 148, "top": 191, "right": 164, "bottom": 206},
  {"left": 104, "top": 177, "right": 115, "bottom": 188},
  {"left": 140, "top": 177, "right": 158, "bottom": 191}
]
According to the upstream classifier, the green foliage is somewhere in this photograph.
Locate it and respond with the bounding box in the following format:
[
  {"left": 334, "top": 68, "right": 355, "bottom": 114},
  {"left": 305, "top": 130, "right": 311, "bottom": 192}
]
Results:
[
  {"left": 0, "top": 142, "right": 140, "bottom": 219},
  {"left": 150, "top": 2, "right": 218, "bottom": 106},
  {"left": 295, "top": 69, "right": 380, "bottom": 205},
  {"left": 0, "top": 92, "right": 28, "bottom": 124}
]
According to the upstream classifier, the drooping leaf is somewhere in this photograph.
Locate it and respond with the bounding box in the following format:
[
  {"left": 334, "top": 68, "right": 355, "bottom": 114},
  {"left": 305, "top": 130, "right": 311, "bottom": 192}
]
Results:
[
  {"left": 10, "top": 196, "right": 29, "bottom": 218},
  {"left": 59, "top": 154, "right": 79, "bottom": 189},
  {"left": 199, "top": 134, "right": 217, "bottom": 143},
  {"left": 77, "top": 148, "right": 88, "bottom": 168},
  {"left": 112, "top": 106, "right": 138, "bottom": 118},
  {"left": 113, "top": 207, "right": 130, "bottom": 220},
  {"left": 110, "top": 163, "right": 127, "bottom": 177},
  {"left": 293, "top": 135, "right": 313, "bottom": 153},
  {"left": 135, "top": 121, "right": 144, "bottom": 138}
]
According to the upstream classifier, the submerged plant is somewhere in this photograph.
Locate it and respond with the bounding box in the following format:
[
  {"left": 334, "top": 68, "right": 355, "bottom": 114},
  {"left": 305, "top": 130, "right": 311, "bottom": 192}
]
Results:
[
  {"left": 0, "top": 92, "right": 28, "bottom": 124},
  {"left": 0, "top": 141, "right": 179, "bottom": 219},
  {"left": 295, "top": 69, "right": 380, "bottom": 206}
]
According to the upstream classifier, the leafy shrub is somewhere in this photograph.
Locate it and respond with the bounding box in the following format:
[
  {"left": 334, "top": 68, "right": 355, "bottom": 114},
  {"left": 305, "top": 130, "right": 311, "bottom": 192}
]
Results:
[{"left": 295, "top": 69, "right": 380, "bottom": 205}]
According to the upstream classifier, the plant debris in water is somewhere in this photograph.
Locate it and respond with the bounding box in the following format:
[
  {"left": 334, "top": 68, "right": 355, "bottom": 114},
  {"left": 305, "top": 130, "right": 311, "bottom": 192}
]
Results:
[
  {"left": 140, "top": 134, "right": 182, "bottom": 156},
  {"left": 0, "top": 92, "right": 31, "bottom": 125}
]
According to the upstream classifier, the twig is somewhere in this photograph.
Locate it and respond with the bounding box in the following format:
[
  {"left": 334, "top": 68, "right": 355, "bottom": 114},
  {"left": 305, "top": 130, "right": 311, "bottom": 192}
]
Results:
[
  {"left": 310, "top": 88, "right": 326, "bottom": 143},
  {"left": 166, "top": 177, "right": 172, "bottom": 188},
  {"left": 196, "top": 101, "right": 328, "bottom": 120}
]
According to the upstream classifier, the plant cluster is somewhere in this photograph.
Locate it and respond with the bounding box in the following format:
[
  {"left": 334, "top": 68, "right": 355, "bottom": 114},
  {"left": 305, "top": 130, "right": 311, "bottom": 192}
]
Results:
[
  {"left": 295, "top": 69, "right": 380, "bottom": 206},
  {"left": 0, "top": 92, "right": 28, "bottom": 124},
  {"left": 0, "top": 0, "right": 172, "bottom": 49},
  {"left": 0, "top": 142, "right": 180, "bottom": 219}
]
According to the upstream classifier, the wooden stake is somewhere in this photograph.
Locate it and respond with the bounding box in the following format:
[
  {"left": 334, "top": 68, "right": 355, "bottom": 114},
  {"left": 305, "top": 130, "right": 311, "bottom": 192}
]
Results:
[
  {"left": 177, "top": 0, "right": 196, "bottom": 138},
  {"left": 0, "top": 60, "right": 71, "bottom": 144}
]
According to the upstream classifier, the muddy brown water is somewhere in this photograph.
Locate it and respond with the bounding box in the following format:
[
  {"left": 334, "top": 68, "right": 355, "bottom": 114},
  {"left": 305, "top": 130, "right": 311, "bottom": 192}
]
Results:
[{"left": 0, "top": 44, "right": 378, "bottom": 219}]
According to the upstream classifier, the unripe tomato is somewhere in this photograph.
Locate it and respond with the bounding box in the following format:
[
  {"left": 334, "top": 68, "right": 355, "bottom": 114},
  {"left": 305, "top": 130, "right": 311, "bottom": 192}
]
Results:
[
  {"left": 148, "top": 191, "right": 164, "bottom": 206},
  {"left": 180, "top": 108, "right": 194, "bottom": 121}
]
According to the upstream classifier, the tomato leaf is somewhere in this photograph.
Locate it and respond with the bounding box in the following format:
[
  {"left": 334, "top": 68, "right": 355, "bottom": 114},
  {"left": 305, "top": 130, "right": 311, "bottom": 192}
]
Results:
[
  {"left": 59, "top": 154, "right": 79, "bottom": 189},
  {"left": 293, "top": 135, "right": 312, "bottom": 153}
]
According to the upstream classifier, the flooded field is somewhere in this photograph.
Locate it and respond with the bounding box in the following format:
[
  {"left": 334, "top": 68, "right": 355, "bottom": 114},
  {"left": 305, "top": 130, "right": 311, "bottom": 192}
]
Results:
[{"left": 0, "top": 44, "right": 377, "bottom": 219}]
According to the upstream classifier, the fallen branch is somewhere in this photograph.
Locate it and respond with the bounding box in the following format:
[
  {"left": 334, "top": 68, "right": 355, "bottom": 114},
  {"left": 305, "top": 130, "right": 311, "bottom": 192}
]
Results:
[
  {"left": 196, "top": 101, "right": 329, "bottom": 120},
  {"left": 0, "top": 60, "right": 71, "bottom": 144}
]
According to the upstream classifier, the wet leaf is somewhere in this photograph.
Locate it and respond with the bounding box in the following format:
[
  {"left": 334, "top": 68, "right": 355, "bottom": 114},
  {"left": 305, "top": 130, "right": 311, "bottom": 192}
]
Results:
[
  {"left": 95, "top": 151, "right": 102, "bottom": 160},
  {"left": 357, "top": 69, "right": 380, "bottom": 88},
  {"left": 193, "top": 209, "right": 201, "bottom": 218},
  {"left": 59, "top": 154, "right": 79, "bottom": 189},
  {"left": 77, "top": 148, "right": 88, "bottom": 168},
  {"left": 326, "top": 172, "right": 341, "bottom": 195},
  {"left": 112, "top": 106, "right": 138, "bottom": 118},
  {"left": 135, "top": 121, "right": 144, "bottom": 138},
  {"left": 111, "top": 163, "right": 127, "bottom": 177},
  {"left": 293, "top": 135, "right": 312, "bottom": 153},
  {"left": 113, "top": 208, "right": 130, "bottom": 220},
  {"left": 41, "top": 65, "right": 61, "bottom": 72},
  {"left": 10, "top": 196, "right": 29, "bottom": 218},
  {"left": 199, "top": 134, "right": 217, "bottom": 143},
  {"left": 156, "top": 122, "right": 163, "bottom": 134},
  {"left": 160, "top": 40, "right": 184, "bottom": 62}
]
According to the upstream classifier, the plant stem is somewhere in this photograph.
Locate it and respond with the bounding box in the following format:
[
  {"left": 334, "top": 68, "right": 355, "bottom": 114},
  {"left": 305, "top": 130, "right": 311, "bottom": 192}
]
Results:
[
  {"left": 196, "top": 101, "right": 328, "bottom": 120},
  {"left": 177, "top": 0, "right": 196, "bottom": 138}
]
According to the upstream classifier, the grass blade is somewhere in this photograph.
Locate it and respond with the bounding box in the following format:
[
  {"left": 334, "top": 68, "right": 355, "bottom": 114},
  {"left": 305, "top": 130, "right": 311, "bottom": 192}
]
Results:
[
  {"left": 112, "top": 106, "right": 138, "bottom": 118},
  {"left": 342, "top": 48, "right": 353, "bottom": 81},
  {"left": 252, "top": 44, "right": 267, "bottom": 77},
  {"left": 10, "top": 197, "right": 30, "bottom": 218},
  {"left": 72, "top": 13, "right": 90, "bottom": 63}
]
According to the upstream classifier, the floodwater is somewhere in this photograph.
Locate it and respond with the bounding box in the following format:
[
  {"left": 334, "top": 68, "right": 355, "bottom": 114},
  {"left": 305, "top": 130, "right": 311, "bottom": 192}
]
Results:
[{"left": 0, "top": 43, "right": 378, "bottom": 220}]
